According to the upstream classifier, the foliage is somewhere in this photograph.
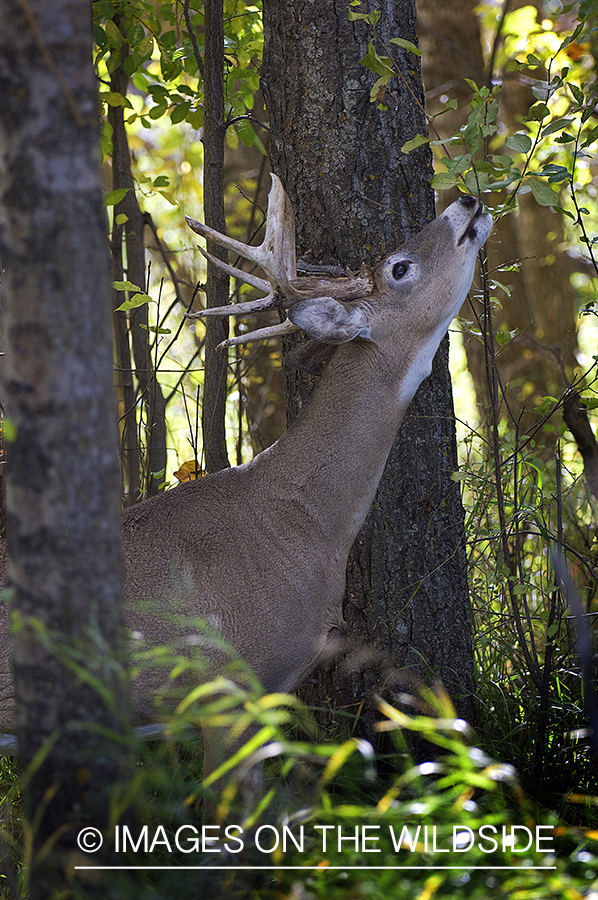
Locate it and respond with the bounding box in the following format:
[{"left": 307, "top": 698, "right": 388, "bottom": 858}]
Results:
[
  {"left": 92, "top": 0, "right": 270, "bottom": 498},
  {"left": 2, "top": 681, "right": 598, "bottom": 899}
]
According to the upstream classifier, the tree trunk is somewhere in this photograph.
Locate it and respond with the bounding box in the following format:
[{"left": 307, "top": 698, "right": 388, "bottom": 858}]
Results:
[
  {"left": 201, "top": 0, "right": 231, "bottom": 473},
  {"left": 261, "top": 0, "right": 475, "bottom": 742},
  {"left": 0, "top": 0, "right": 131, "bottom": 892},
  {"left": 109, "top": 25, "right": 168, "bottom": 500}
]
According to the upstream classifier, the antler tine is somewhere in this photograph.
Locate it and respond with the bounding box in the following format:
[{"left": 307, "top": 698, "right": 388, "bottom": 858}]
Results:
[
  {"left": 216, "top": 318, "right": 300, "bottom": 350},
  {"left": 192, "top": 241, "right": 271, "bottom": 295},
  {"left": 260, "top": 173, "right": 297, "bottom": 285},
  {"left": 184, "top": 242, "right": 284, "bottom": 320},
  {"left": 186, "top": 293, "right": 285, "bottom": 320},
  {"left": 186, "top": 174, "right": 304, "bottom": 308}
]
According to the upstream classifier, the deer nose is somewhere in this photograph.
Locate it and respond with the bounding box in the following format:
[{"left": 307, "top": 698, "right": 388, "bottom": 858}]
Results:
[{"left": 458, "top": 195, "right": 478, "bottom": 210}]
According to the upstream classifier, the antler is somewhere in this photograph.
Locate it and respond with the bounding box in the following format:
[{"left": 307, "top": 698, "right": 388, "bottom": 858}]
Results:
[
  {"left": 186, "top": 173, "right": 375, "bottom": 350},
  {"left": 186, "top": 173, "right": 302, "bottom": 310}
]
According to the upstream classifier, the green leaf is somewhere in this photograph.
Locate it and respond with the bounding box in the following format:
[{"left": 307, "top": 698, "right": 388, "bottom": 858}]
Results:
[
  {"left": 237, "top": 119, "right": 256, "bottom": 147},
  {"left": 148, "top": 83, "right": 171, "bottom": 99},
  {"left": 505, "top": 133, "right": 532, "bottom": 154},
  {"left": 153, "top": 176, "right": 170, "bottom": 188},
  {"left": 97, "top": 0, "right": 114, "bottom": 19},
  {"left": 104, "top": 18, "right": 123, "bottom": 49},
  {"left": 349, "top": 9, "right": 381, "bottom": 24},
  {"left": 360, "top": 42, "right": 394, "bottom": 79},
  {"left": 523, "top": 103, "right": 550, "bottom": 122},
  {"left": 170, "top": 102, "right": 191, "bottom": 124},
  {"left": 126, "top": 35, "right": 154, "bottom": 75},
  {"left": 486, "top": 97, "right": 500, "bottom": 124},
  {"left": 113, "top": 280, "right": 143, "bottom": 292},
  {"left": 161, "top": 53, "right": 182, "bottom": 82},
  {"left": 464, "top": 169, "right": 489, "bottom": 193},
  {"left": 140, "top": 324, "right": 172, "bottom": 335},
  {"left": 553, "top": 206, "right": 575, "bottom": 220},
  {"left": 546, "top": 622, "right": 559, "bottom": 640},
  {"left": 401, "top": 134, "right": 429, "bottom": 154},
  {"left": 527, "top": 53, "right": 541, "bottom": 66},
  {"left": 100, "top": 91, "right": 133, "bottom": 109},
  {"left": 547, "top": 171, "right": 570, "bottom": 184},
  {"left": 159, "top": 190, "right": 178, "bottom": 207},
  {"left": 388, "top": 37, "right": 422, "bottom": 57},
  {"left": 149, "top": 103, "right": 168, "bottom": 120},
  {"left": 462, "top": 121, "right": 483, "bottom": 154},
  {"left": 541, "top": 117, "right": 574, "bottom": 137},
  {"left": 569, "top": 82, "right": 585, "bottom": 106},
  {"left": 582, "top": 125, "right": 598, "bottom": 149},
  {"left": 115, "top": 293, "right": 153, "bottom": 311},
  {"left": 104, "top": 188, "right": 129, "bottom": 207},
  {"left": 557, "top": 25, "right": 580, "bottom": 53},
  {"left": 489, "top": 280, "right": 512, "bottom": 298},
  {"left": 495, "top": 330, "right": 512, "bottom": 347},
  {"left": 473, "top": 160, "right": 500, "bottom": 175},
  {"left": 127, "top": 23, "right": 145, "bottom": 48},
  {"left": 443, "top": 153, "right": 472, "bottom": 176},
  {"left": 490, "top": 154, "right": 513, "bottom": 169},
  {"left": 94, "top": 23, "right": 108, "bottom": 50},
  {"left": 430, "top": 171, "right": 458, "bottom": 190},
  {"left": 160, "top": 30, "right": 178, "bottom": 51},
  {"left": 528, "top": 177, "right": 559, "bottom": 207},
  {"left": 2, "top": 418, "right": 17, "bottom": 442}
]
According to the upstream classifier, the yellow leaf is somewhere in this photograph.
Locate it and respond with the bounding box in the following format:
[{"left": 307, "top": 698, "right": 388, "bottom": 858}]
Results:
[{"left": 174, "top": 460, "right": 205, "bottom": 482}]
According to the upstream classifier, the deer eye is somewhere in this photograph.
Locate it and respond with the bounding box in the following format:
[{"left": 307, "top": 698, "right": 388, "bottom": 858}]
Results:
[{"left": 392, "top": 261, "right": 409, "bottom": 280}]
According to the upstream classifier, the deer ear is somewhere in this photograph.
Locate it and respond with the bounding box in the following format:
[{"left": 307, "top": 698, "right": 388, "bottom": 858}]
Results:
[{"left": 288, "top": 297, "right": 373, "bottom": 345}]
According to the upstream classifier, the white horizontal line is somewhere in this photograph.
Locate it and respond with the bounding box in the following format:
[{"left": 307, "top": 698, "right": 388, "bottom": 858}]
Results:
[{"left": 74, "top": 865, "right": 558, "bottom": 871}]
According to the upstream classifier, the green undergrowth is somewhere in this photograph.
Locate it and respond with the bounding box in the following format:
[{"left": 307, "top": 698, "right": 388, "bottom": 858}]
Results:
[{"left": 1, "top": 678, "right": 597, "bottom": 899}]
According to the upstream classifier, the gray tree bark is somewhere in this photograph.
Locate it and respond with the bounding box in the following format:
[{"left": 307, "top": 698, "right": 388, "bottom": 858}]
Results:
[
  {"left": 261, "top": 0, "right": 476, "bottom": 743},
  {"left": 0, "top": 0, "right": 131, "bottom": 892}
]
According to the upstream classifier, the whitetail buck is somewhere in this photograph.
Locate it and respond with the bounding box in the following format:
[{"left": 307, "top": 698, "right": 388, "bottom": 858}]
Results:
[{"left": 0, "top": 176, "right": 491, "bottom": 778}]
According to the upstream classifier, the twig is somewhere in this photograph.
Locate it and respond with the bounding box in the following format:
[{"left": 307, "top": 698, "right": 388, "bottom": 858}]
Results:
[
  {"left": 182, "top": 0, "right": 205, "bottom": 80},
  {"left": 486, "top": 0, "right": 513, "bottom": 88}
]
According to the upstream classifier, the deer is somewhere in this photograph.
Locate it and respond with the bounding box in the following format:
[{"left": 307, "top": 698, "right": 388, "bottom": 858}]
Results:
[{"left": 0, "top": 175, "right": 492, "bottom": 786}]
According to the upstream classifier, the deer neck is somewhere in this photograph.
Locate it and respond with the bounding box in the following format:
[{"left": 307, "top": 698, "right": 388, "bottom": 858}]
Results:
[{"left": 250, "top": 336, "right": 434, "bottom": 556}]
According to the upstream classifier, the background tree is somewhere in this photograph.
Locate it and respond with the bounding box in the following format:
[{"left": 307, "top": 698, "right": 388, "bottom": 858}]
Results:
[
  {"left": 0, "top": 0, "right": 130, "bottom": 893},
  {"left": 418, "top": 0, "right": 581, "bottom": 440},
  {"left": 261, "top": 0, "right": 476, "bottom": 739}
]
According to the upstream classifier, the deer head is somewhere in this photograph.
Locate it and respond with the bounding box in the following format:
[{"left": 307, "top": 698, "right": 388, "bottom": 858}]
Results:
[{"left": 186, "top": 175, "right": 491, "bottom": 374}]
